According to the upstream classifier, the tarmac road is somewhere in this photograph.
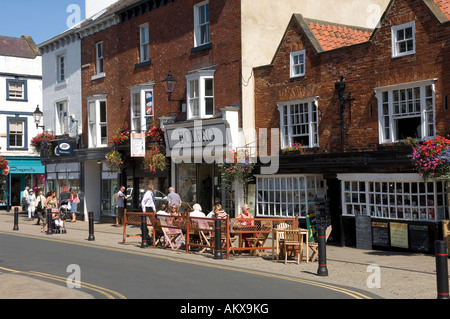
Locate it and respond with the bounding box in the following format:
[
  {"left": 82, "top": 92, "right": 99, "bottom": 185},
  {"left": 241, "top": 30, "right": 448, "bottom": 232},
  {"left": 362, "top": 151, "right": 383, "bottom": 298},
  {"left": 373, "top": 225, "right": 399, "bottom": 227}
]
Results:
[{"left": 0, "top": 211, "right": 444, "bottom": 300}]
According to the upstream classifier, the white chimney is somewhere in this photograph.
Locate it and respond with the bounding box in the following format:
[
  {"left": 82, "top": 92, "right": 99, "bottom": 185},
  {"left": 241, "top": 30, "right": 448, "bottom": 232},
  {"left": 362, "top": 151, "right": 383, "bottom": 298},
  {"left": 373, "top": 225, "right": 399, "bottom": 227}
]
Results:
[{"left": 85, "top": 0, "right": 120, "bottom": 19}]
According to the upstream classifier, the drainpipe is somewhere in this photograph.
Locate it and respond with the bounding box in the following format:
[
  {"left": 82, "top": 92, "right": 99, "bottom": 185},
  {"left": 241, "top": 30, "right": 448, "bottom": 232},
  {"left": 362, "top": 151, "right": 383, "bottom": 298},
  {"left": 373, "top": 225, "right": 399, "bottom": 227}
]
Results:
[{"left": 335, "top": 77, "right": 346, "bottom": 153}]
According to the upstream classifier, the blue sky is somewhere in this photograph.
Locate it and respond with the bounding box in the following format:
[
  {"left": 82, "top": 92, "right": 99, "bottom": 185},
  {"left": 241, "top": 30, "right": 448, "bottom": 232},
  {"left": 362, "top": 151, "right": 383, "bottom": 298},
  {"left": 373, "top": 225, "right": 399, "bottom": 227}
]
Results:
[{"left": 0, "top": 0, "right": 86, "bottom": 45}]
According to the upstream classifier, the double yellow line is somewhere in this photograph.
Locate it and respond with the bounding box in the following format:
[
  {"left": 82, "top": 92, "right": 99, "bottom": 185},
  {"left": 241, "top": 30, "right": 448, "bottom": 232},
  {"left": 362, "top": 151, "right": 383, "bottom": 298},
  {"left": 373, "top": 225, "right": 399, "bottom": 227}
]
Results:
[
  {"left": 0, "top": 231, "right": 373, "bottom": 299},
  {"left": 0, "top": 266, "right": 126, "bottom": 299}
]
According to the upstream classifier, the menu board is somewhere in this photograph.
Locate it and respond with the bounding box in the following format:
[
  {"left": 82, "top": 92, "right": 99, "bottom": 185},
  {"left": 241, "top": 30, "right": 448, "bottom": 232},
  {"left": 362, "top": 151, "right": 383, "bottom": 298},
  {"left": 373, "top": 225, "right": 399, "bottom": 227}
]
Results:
[
  {"left": 390, "top": 222, "right": 408, "bottom": 249},
  {"left": 356, "top": 215, "right": 372, "bottom": 250},
  {"left": 409, "top": 224, "right": 429, "bottom": 252},
  {"left": 372, "top": 221, "right": 389, "bottom": 247}
]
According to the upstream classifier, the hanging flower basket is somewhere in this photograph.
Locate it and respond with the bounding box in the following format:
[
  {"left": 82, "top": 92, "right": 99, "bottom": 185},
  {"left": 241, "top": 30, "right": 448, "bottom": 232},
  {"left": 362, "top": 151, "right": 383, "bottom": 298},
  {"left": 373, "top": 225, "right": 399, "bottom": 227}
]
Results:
[
  {"left": 112, "top": 125, "right": 130, "bottom": 145},
  {"left": 31, "top": 132, "right": 56, "bottom": 156},
  {"left": 105, "top": 150, "right": 124, "bottom": 173},
  {"left": 218, "top": 149, "right": 255, "bottom": 184},
  {"left": 411, "top": 136, "right": 450, "bottom": 185},
  {"left": 0, "top": 155, "right": 8, "bottom": 173},
  {"left": 146, "top": 125, "right": 164, "bottom": 143},
  {"left": 143, "top": 145, "right": 167, "bottom": 173}
]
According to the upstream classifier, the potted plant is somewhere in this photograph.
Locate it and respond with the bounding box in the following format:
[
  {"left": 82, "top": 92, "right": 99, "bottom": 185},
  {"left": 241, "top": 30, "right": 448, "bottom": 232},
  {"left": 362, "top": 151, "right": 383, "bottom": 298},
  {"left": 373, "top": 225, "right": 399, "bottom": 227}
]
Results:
[
  {"left": 281, "top": 142, "right": 303, "bottom": 154},
  {"left": 143, "top": 145, "right": 167, "bottom": 173},
  {"left": 105, "top": 150, "right": 124, "bottom": 173},
  {"left": 411, "top": 135, "right": 450, "bottom": 185}
]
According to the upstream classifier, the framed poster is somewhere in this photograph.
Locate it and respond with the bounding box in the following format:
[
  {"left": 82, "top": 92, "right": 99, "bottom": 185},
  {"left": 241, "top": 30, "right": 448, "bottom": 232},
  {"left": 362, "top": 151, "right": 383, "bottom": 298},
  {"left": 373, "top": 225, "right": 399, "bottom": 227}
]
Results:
[{"left": 390, "top": 222, "right": 408, "bottom": 249}]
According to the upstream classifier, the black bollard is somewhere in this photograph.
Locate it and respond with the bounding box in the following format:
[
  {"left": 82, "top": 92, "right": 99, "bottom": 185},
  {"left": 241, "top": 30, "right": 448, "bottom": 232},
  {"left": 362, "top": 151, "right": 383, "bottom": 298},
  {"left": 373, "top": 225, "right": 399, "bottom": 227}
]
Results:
[
  {"left": 46, "top": 208, "right": 53, "bottom": 235},
  {"left": 140, "top": 214, "right": 148, "bottom": 248},
  {"left": 214, "top": 219, "right": 223, "bottom": 260},
  {"left": 435, "top": 240, "right": 449, "bottom": 299},
  {"left": 13, "top": 207, "right": 19, "bottom": 231},
  {"left": 317, "top": 225, "right": 328, "bottom": 276},
  {"left": 88, "top": 211, "right": 95, "bottom": 241}
]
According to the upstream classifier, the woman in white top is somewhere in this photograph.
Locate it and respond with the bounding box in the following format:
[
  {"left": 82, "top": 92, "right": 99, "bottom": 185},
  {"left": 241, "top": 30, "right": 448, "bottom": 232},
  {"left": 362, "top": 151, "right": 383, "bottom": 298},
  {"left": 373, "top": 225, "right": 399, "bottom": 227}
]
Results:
[{"left": 27, "top": 189, "right": 36, "bottom": 221}]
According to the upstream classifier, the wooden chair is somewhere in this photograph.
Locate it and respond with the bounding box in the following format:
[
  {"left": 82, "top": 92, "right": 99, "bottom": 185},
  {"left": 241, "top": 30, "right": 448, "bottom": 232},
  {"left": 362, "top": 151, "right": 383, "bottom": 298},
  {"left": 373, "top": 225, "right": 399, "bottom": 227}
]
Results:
[
  {"left": 309, "top": 225, "right": 332, "bottom": 262},
  {"left": 282, "top": 227, "right": 303, "bottom": 264}
]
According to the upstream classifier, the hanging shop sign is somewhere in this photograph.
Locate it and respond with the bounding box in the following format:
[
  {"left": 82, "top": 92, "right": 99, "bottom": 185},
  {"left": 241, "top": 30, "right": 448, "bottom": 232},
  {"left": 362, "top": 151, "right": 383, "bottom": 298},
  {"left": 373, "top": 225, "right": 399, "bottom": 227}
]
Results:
[
  {"left": 54, "top": 140, "right": 74, "bottom": 156},
  {"left": 131, "top": 133, "right": 146, "bottom": 157}
]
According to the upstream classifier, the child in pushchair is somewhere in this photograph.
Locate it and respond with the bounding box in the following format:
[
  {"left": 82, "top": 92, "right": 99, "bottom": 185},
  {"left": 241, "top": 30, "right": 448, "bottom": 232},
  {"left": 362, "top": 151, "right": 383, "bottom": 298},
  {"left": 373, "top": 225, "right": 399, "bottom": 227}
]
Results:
[{"left": 53, "top": 201, "right": 69, "bottom": 233}]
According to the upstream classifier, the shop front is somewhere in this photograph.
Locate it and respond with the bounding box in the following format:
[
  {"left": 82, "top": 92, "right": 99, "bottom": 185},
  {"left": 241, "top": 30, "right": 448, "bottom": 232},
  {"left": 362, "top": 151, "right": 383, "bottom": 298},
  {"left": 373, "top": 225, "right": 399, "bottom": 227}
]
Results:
[
  {"left": 164, "top": 109, "right": 241, "bottom": 216},
  {"left": 1, "top": 157, "right": 45, "bottom": 209}
]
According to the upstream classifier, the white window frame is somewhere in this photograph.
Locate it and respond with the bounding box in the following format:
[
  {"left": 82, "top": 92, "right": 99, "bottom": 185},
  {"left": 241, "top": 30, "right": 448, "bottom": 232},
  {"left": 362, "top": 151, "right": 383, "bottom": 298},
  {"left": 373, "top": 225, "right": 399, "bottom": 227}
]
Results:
[
  {"left": 375, "top": 79, "right": 436, "bottom": 144},
  {"left": 130, "top": 84, "right": 154, "bottom": 133},
  {"left": 256, "top": 174, "right": 326, "bottom": 217},
  {"left": 96, "top": 42, "right": 104, "bottom": 76},
  {"left": 87, "top": 96, "right": 108, "bottom": 148},
  {"left": 277, "top": 97, "right": 319, "bottom": 149},
  {"left": 194, "top": 1, "right": 210, "bottom": 47},
  {"left": 290, "top": 49, "right": 305, "bottom": 78},
  {"left": 339, "top": 173, "right": 448, "bottom": 221},
  {"left": 8, "top": 119, "right": 25, "bottom": 149},
  {"left": 56, "top": 100, "right": 69, "bottom": 135},
  {"left": 185, "top": 68, "right": 215, "bottom": 120},
  {"left": 57, "top": 53, "right": 66, "bottom": 83},
  {"left": 391, "top": 21, "right": 415, "bottom": 58},
  {"left": 139, "top": 24, "right": 150, "bottom": 63}
]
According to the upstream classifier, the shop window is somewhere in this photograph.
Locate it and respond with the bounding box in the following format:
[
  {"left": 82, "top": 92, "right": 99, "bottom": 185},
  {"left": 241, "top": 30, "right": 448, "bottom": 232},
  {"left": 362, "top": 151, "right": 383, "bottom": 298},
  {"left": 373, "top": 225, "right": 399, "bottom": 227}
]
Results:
[
  {"left": 340, "top": 175, "right": 447, "bottom": 221},
  {"left": 256, "top": 175, "right": 326, "bottom": 217}
]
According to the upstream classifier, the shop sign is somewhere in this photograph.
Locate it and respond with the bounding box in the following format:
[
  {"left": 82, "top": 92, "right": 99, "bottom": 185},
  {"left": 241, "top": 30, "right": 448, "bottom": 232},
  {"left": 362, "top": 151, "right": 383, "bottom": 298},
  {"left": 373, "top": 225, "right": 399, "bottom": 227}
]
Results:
[
  {"left": 131, "top": 133, "right": 146, "bottom": 157},
  {"left": 165, "top": 120, "right": 229, "bottom": 150},
  {"left": 55, "top": 141, "right": 74, "bottom": 156}
]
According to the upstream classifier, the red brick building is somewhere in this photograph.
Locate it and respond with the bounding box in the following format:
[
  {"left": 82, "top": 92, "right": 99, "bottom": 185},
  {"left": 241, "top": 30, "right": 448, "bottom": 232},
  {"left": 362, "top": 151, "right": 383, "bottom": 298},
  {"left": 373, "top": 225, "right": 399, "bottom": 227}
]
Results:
[
  {"left": 253, "top": 0, "right": 450, "bottom": 251},
  {"left": 76, "top": 0, "right": 244, "bottom": 217}
]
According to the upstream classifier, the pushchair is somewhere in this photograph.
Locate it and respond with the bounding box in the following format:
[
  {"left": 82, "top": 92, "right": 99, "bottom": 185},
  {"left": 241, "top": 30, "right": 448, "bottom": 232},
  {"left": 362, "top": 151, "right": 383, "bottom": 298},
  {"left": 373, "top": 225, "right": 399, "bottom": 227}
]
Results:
[{"left": 53, "top": 201, "right": 69, "bottom": 234}]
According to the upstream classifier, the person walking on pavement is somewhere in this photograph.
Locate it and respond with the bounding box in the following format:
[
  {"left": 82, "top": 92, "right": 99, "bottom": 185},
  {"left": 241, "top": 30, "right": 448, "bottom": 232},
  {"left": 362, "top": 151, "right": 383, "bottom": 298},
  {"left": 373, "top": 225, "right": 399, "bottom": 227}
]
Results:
[
  {"left": 167, "top": 187, "right": 182, "bottom": 207},
  {"left": 22, "top": 186, "right": 29, "bottom": 212},
  {"left": 34, "top": 190, "right": 47, "bottom": 232},
  {"left": 141, "top": 184, "right": 156, "bottom": 213},
  {"left": 116, "top": 186, "right": 131, "bottom": 227},
  {"left": 27, "top": 189, "right": 36, "bottom": 221},
  {"left": 69, "top": 188, "right": 79, "bottom": 223}
]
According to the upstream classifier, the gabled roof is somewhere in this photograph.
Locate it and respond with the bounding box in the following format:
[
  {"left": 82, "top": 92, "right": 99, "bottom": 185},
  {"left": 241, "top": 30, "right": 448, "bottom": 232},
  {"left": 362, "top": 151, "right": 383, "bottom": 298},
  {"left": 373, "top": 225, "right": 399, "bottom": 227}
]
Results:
[
  {"left": 0, "top": 35, "right": 40, "bottom": 59},
  {"left": 423, "top": 0, "right": 450, "bottom": 23},
  {"left": 291, "top": 14, "right": 373, "bottom": 54},
  {"left": 302, "top": 17, "right": 372, "bottom": 52}
]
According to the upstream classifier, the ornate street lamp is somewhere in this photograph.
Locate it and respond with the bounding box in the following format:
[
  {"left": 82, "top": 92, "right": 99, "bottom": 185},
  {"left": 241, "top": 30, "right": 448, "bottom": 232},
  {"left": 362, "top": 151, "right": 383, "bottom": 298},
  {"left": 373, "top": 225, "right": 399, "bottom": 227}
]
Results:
[
  {"left": 32, "top": 105, "right": 45, "bottom": 130},
  {"left": 162, "top": 71, "right": 184, "bottom": 111}
]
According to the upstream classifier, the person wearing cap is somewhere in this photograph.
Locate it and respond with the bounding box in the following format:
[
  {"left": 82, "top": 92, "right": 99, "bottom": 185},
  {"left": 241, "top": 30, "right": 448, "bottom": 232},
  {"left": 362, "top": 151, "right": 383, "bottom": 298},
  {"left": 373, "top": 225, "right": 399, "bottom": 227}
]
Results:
[{"left": 27, "top": 189, "right": 36, "bottom": 221}]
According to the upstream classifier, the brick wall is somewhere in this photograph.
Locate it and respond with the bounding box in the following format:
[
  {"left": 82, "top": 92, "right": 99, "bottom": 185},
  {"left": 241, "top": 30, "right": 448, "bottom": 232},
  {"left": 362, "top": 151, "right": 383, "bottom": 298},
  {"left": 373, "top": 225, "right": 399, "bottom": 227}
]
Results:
[
  {"left": 81, "top": 0, "right": 242, "bottom": 147},
  {"left": 254, "top": 0, "right": 450, "bottom": 154}
]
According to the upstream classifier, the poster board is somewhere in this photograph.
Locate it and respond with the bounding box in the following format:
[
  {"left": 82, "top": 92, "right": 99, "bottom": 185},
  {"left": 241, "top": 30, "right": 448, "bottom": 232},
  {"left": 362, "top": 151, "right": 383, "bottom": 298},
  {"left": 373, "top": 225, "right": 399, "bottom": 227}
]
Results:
[
  {"left": 306, "top": 212, "right": 316, "bottom": 243},
  {"left": 409, "top": 224, "right": 429, "bottom": 252},
  {"left": 372, "top": 221, "right": 389, "bottom": 247},
  {"left": 390, "top": 222, "right": 408, "bottom": 249},
  {"left": 443, "top": 221, "right": 450, "bottom": 256},
  {"left": 131, "top": 133, "right": 146, "bottom": 157},
  {"left": 356, "top": 215, "right": 372, "bottom": 250}
]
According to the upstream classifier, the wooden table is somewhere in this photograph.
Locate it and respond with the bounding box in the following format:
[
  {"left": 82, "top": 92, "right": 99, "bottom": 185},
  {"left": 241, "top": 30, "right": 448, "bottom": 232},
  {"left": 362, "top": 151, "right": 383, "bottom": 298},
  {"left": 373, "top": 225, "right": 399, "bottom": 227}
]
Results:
[{"left": 272, "top": 228, "right": 309, "bottom": 263}]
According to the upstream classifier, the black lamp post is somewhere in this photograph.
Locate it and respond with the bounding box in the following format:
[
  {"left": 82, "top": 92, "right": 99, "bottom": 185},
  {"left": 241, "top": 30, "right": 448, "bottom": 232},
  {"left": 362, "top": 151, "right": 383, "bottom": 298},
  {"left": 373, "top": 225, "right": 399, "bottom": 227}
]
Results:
[
  {"left": 162, "top": 71, "right": 184, "bottom": 111},
  {"left": 32, "top": 105, "right": 45, "bottom": 130}
]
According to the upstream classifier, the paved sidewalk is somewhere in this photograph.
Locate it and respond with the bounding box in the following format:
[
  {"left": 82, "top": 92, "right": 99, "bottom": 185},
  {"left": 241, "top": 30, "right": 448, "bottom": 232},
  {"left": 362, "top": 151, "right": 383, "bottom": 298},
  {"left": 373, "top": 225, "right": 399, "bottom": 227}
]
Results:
[{"left": 0, "top": 211, "right": 443, "bottom": 299}]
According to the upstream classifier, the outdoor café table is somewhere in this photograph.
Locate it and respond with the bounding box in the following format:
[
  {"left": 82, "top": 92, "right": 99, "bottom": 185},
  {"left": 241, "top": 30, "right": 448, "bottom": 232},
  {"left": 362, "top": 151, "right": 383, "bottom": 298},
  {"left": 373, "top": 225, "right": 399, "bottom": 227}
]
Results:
[
  {"left": 233, "top": 224, "right": 258, "bottom": 254},
  {"left": 272, "top": 227, "right": 309, "bottom": 263}
]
